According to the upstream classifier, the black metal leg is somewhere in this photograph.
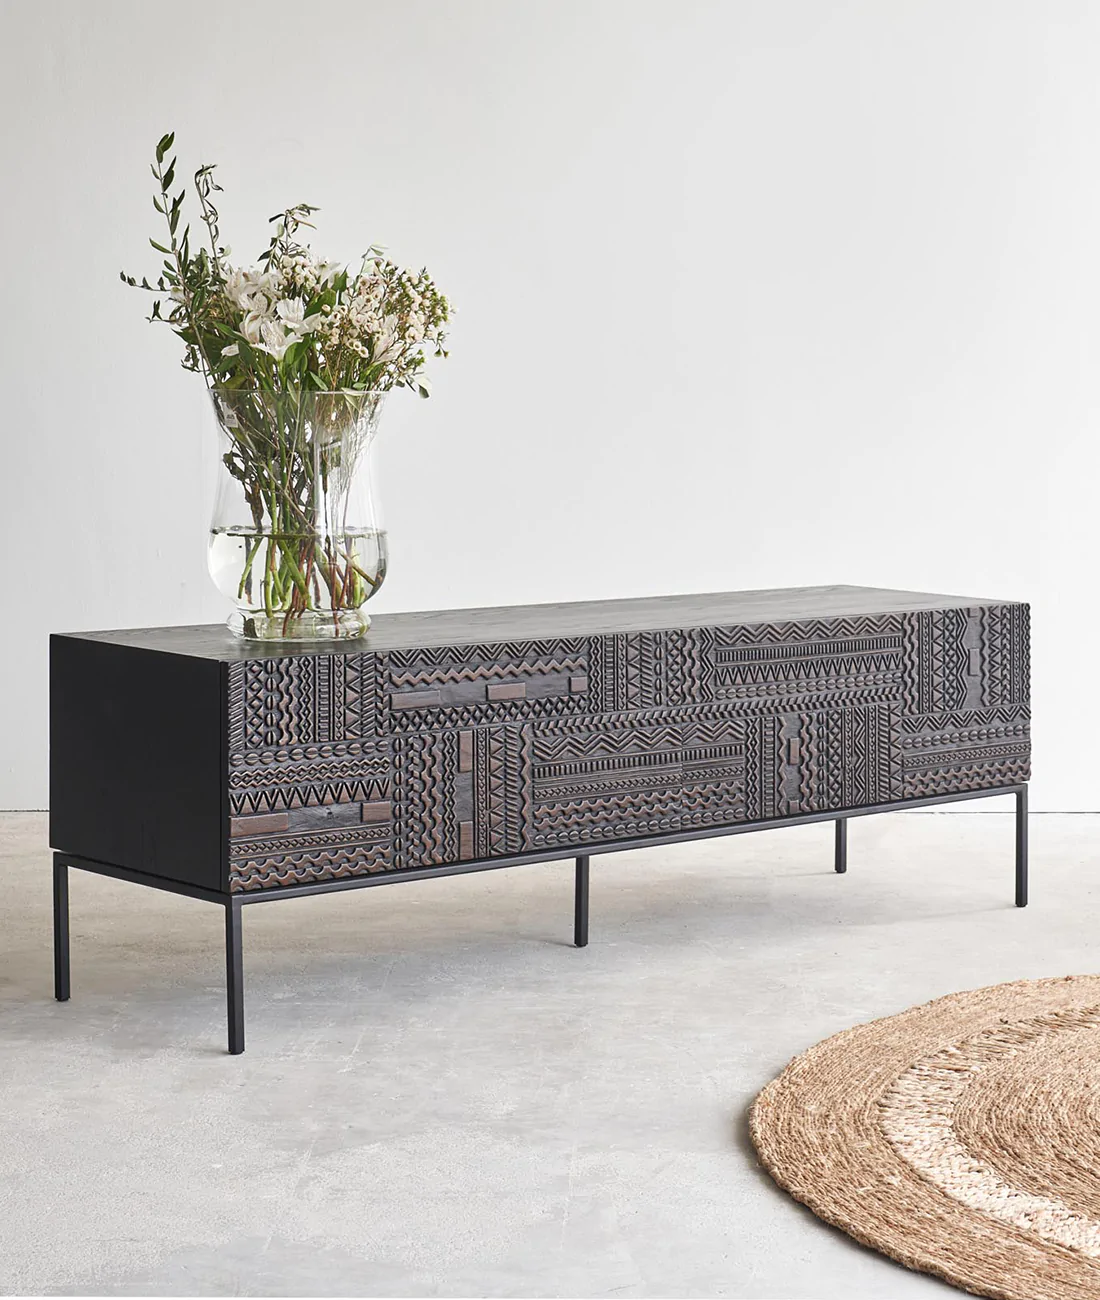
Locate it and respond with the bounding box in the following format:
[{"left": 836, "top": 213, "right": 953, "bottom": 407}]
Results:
[
  {"left": 574, "top": 856, "right": 589, "bottom": 948},
  {"left": 53, "top": 857, "right": 70, "bottom": 1002},
  {"left": 834, "top": 819, "right": 847, "bottom": 874},
  {"left": 225, "top": 899, "right": 244, "bottom": 1054},
  {"left": 1015, "top": 785, "right": 1028, "bottom": 908}
]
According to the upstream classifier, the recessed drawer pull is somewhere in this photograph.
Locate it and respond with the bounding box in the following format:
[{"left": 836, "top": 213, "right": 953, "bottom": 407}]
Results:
[
  {"left": 390, "top": 688, "right": 441, "bottom": 710},
  {"left": 487, "top": 682, "right": 526, "bottom": 701}
]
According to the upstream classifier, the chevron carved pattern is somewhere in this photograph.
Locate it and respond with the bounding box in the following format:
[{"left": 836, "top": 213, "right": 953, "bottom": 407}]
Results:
[{"left": 227, "top": 601, "right": 1029, "bottom": 890}]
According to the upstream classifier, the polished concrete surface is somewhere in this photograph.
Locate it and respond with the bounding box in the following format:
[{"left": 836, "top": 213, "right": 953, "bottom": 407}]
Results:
[{"left": 1, "top": 809, "right": 1093, "bottom": 1298}]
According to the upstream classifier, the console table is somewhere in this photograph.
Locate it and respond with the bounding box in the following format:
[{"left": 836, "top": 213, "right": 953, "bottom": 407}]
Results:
[{"left": 49, "top": 585, "right": 1031, "bottom": 1053}]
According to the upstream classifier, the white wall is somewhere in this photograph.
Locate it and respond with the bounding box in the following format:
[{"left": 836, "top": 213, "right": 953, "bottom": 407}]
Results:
[{"left": 1, "top": 0, "right": 1093, "bottom": 810}]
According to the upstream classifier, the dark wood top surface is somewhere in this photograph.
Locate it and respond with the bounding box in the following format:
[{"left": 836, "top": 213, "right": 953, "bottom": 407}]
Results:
[{"left": 54, "top": 585, "right": 1024, "bottom": 661}]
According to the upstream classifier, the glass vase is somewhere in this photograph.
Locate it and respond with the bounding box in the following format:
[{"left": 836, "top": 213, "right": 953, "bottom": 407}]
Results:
[{"left": 208, "top": 389, "right": 387, "bottom": 640}]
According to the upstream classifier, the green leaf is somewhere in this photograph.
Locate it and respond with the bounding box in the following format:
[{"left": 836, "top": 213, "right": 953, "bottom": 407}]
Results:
[
  {"left": 162, "top": 161, "right": 176, "bottom": 190},
  {"left": 149, "top": 238, "right": 171, "bottom": 254},
  {"left": 156, "top": 131, "right": 175, "bottom": 164}
]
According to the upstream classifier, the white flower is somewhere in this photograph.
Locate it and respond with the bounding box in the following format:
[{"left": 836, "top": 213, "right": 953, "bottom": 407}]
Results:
[
  {"left": 223, "top": 268, "right": 251, "bottom": 309},
  {"left": 222, "top": 343, "right": 239, "bottom": 357},
  {"left": 241, "top": 311, "right": 267, "bottom": 345},
  {"left": 224, "top": 266, "right": 283, "bottom": 313},
  {"left": 256, "top": 318, "right": 293, "bottom": 360},
  {"left": 275, "top": 297, "right": 322, "bottom": 335},
  {"left": 371, "top": 331, "right": 397, "bottom": 365},
  {"left": 319, "top": 260, "right": 343, "bottom": 285}
]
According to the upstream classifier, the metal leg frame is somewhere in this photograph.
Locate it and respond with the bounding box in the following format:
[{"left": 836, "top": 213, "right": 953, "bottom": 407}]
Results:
[{"left": 50, "top": 784, "right": 1029, "bottom": 1055}]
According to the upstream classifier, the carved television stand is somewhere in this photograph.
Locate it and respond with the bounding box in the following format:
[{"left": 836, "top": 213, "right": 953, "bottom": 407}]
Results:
[{"left": 49, "top": 585, "right": 1030, "bottom": 1053}]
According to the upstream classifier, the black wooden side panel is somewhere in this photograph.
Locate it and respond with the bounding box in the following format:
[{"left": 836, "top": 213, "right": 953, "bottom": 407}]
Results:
[{"left": 49, "top": 636, "right": 226, "bottom": 892}]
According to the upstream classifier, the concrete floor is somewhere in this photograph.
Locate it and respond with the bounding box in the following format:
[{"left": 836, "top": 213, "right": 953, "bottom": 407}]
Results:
[{"left": 0, "top": 809, "right": 1095, "bottom": 1298}]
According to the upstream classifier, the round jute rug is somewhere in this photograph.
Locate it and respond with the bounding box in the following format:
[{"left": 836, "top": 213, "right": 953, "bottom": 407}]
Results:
[{"left": 749, "top": 976, "right": 1100, "bottom": 1300}]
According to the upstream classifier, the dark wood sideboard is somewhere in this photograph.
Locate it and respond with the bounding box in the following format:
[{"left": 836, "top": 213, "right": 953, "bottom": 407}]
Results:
[{"left": 49, "top": 585, "right": 1031, "bottom": 1053}]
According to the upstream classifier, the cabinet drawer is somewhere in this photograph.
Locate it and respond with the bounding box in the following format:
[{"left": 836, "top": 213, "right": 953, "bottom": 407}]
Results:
[{"left": 383, "top": 639, "right": 592, "bottom": 728}]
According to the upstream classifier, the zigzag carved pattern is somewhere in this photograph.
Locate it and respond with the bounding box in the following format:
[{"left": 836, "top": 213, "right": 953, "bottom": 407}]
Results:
[
  {"left": 389, "top": 655, "right": 585, "bottom": 688},
  {"left": 681, "top": 718, "right": 746, "bottom": 747},
  {"left": 385, "top": 639, "right": 587, "bottom": 671},
  {"left": 937, "top": 608, "right": 971, "bottom": 712},
  {"left": 622, "top": 634, "right": 646, "bottom": 710},
  {"left": 533, "top": 725, "right": 684, "bottom": 763},
  {"left": 979, "top": 604, "right": 1030, "bottom": 708},
  {"left": 903, "top": 608, "right": 978, "bottom": 715},
  {"left": 888, "top": 705, "right": 903, "bottom": 800},
  {"left": 485, "top": 726, "right": 528, "bottom": 856},
  {"left": 229, "top": 777, "right": 388, "bottom": 817},
  {"left": 719, "top": 654, "right": 902, "bottom": 684},
  {"left": 899, "top": 705, "right": 1030, "bottom": 734},
  {"left": 342, "top": 654, "right": 380, "bottom": 740},
  {"left": 714, "top": 615, "right": 904, "bottom": 647}
]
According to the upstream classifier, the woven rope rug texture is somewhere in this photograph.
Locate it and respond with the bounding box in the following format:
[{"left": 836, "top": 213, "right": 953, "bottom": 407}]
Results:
[{"left": 749, "top": 976, "right": 1100, "bottom": 1300}]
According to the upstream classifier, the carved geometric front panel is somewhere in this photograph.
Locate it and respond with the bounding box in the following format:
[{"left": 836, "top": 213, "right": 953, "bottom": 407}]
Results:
[{"left": 227, "top": 603, "right": 1030, "bottom": 891}]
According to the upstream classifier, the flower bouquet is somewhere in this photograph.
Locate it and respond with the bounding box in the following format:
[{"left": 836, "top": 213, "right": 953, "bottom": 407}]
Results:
[{"left": 123, "top": 131, "right": 451, "bottom": 638}]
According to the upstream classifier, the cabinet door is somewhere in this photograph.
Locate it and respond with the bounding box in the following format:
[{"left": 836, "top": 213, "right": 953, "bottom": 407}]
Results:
[
  {"left": 227, "top": 656, "right": 394, "bottom": 891},
  {"left": 391, "top": 725, "right": 530, "bottom": 869},
  {"left": 745, "top": 706, "right": 898, "bottom": 820}
]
